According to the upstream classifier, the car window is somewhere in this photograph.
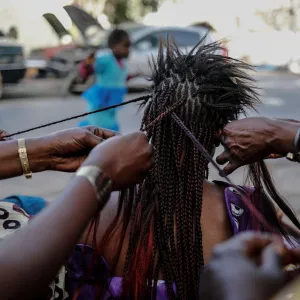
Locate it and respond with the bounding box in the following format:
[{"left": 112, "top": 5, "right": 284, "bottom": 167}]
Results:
[
  {"left": 135, "top": 34, "right": 159, "bottom": 51},
  {"left": 156, "top": 30, "right": 201, "bottom": 47}
]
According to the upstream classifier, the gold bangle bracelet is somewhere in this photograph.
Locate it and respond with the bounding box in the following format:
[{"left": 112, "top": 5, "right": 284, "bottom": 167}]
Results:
[{"left": 18, "top": 139, "right": 32, "bottom": 179}]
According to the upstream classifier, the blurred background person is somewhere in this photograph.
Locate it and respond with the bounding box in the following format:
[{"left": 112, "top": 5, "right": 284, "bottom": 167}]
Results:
[{"left": 80, "top": 29, "right": 131, "bottom": 131}]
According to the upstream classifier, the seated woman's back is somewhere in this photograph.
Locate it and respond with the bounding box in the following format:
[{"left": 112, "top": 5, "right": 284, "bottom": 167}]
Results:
[
  {"left": 85, "top": 180, "right": 232, "bottom": 275},
  {"left": 70, "top": 41, "right": 300, "bottom": 299}
]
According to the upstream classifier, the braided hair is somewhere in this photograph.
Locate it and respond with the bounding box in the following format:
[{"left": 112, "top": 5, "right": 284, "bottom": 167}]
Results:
[
  {"left": 94, "top": 40, "right": 300, "bottom": 299},
  {"left": 95, "top": 39, "right": 259, "bottom": 300}
]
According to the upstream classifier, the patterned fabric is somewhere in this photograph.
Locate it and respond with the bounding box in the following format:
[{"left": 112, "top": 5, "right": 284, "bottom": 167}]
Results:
[
  {"left": 1, "top": 195, "right": 47, "bottom": 215},
  {"left": 0, "top": 202, "right": 68, "bottom": 300}
]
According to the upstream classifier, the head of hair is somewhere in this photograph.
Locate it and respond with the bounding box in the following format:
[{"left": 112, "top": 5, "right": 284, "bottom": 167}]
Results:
[
  {"left": 107, "top": 28, "right": 129, "bottom": 48},
  {"left": 91, "top": 38, "right": 300, "bottom": 299}
]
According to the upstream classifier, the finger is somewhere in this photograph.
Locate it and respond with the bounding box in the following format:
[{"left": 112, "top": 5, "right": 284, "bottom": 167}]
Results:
[
  {"left": 222, "top": 160, "right": 243, "bottom": 176},
  {"left": 84, "top": 126, "right": 119, "bottom": 139},
  {"left": 100, "top": 129, "right": 119, "bottom": 139},
  {"left": 216, "top": 150, "right": 231, "bottom": 165},
  {"left": 83, "top": 131, "right": 104, "bottom": 148},
  {"left": 212, "top": 232, "right": 273, "bottom": 258},
  {"left": 244, "top": 235, "right": 275, "bottom": 258},
  {"left": 0, "top": 130, "right": 12, "bottom": 141},
  {"left": 261, "top": 244, "right": 284, "bottom": 273},
  {"left": 276, "top": 208, "right": 284, "bottom": 221}
]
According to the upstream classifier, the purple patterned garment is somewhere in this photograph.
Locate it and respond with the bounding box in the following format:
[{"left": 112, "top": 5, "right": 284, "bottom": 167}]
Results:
[{"left": 66, "top": 184, "right": 264, "bottom": 299}]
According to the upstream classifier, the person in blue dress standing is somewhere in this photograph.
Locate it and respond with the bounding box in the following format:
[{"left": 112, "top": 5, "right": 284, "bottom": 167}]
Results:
[{"left": 80, "top": 29, "right": 132, "bottom": 132}]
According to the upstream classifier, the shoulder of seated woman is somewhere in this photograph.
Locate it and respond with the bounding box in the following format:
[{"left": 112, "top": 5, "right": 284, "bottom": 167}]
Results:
[
  {"left": 202, "top": 180, "right": 230, "bottom": 226},
  {"left": 203, "top": 180, "right": 226, "bottom": 199}
]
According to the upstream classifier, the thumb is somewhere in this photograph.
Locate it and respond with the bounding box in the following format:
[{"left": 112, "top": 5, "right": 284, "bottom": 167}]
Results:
[
  {"left": 221, "top": 161, "right": 241, "bottom": 176},
  {"left": 83, "top": 131, "right": 104, "bottom": 148}
]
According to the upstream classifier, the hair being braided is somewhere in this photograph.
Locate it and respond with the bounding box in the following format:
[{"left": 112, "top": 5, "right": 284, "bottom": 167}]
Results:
[{"left": 94, "top": 39, "right": 262, "bottom": 299}]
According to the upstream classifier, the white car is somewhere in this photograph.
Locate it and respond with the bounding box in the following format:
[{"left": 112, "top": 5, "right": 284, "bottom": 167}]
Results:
[{"left": 123, "top": 26, "right": 214, "bottom": 89}]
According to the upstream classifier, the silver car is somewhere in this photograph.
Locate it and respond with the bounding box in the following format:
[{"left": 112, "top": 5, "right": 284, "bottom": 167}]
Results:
[{"left": 125, "top": 26, "right": 213, "bottom": 89}]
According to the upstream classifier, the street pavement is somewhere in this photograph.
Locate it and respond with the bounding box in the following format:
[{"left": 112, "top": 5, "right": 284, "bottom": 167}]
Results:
[{"left": 1, "top": 73, "right": 300, "bottom": 212}]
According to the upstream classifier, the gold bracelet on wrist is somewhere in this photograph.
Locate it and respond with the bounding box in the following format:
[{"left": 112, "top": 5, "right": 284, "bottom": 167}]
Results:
[
  {"left": 18, "top": 138, "right": 32, "bottom": 179},
  {"left": 76, "top": 166, "right": 112, "bottom": 210}
]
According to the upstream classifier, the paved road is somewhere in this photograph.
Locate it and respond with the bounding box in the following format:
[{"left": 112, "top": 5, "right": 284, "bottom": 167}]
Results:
[{"left": 1, "top": 73, "right": 300, "bottom": 212}]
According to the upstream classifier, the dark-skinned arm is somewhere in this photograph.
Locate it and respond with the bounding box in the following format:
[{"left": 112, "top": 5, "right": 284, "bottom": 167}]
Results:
[
  {"left": 0, "top": 177, "right": 99, "bottom": 299},
  {"left": 0, "top": 126, "right": 117, "bottom": 180},
  {"left": 217, "top": 118, "right": 300, "bottom": 175},
  {"left": 0, "top": 132, "right": 153, "bottom": 300},
  {"left": 0, "top": 139, "right": 47, "bottom": 179}
]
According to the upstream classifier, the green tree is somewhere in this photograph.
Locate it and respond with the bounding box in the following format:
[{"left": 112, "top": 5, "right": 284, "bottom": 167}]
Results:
[
  {"left": 104, "top": 0, "right": 131, "bottom": 25},
  {"left": 142, "top": 0, "right": 159, "bottom": 12}
]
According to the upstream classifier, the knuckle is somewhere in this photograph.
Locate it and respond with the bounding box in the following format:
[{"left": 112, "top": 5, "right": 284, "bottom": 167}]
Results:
[
  {"left": 82, "top": 130, "right": 92, "bottom": 141},
  {"left": 85, "top": 125, "right": 96, "bottom": 131}
]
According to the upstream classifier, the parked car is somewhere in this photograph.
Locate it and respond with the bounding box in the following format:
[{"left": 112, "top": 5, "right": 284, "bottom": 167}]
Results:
[
  {"left": 27, "top": 6, "right": 104, "bottom": 79},
  {"left": 66, "top": 25, "right": 215, "bottom": 93},
  {"left": 126, "top": 26, "right": 214, "bottom": 89},
  {"left": 0, "top": 37, "right": 26, "bottom": 97},
  {"left": 26, "top": 44, "right": 76, "bottom": 78},
  {"left": 45, "top": 4, "right": 105, "bottom": 78},
  {"left": 46, "top": 5, "right": 216, "bottom": 91}
]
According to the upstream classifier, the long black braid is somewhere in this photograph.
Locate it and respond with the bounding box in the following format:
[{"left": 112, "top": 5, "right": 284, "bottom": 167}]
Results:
[{"left": 110, "top": 40, "right": 259, "bottom": 299}]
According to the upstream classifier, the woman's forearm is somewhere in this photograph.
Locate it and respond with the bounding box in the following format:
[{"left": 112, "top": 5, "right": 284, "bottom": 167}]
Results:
[
  {"left": 0, "top": 176, "right": 100, "bottom": 299},
  {"left": 269, "top": 119, "right": 300, "bottom": 154},
  {"left": 0, "top": 138, "right": 49, "bottom": 179}
]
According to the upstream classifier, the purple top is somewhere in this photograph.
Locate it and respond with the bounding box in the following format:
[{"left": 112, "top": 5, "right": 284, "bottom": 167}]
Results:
[{"left": 66, "top": 184, "right": 264, "bottom": 299}]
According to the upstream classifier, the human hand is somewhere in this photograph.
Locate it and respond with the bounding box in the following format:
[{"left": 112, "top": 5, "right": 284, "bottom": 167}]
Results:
[
  {"left": 0, "top": 129, "right": 12, "bottom": 141},
  {"left": 83, "top": 132, "right": 153, "bottom": 190},
  {"left": 216, "top": 117, "right": 300, "bottom": 175},
  {"left": 199, "top": 232, "right": 288, "bottom": 300},
  {"left": 28, "top": 126, "right": 117, "bottom": 173}
]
